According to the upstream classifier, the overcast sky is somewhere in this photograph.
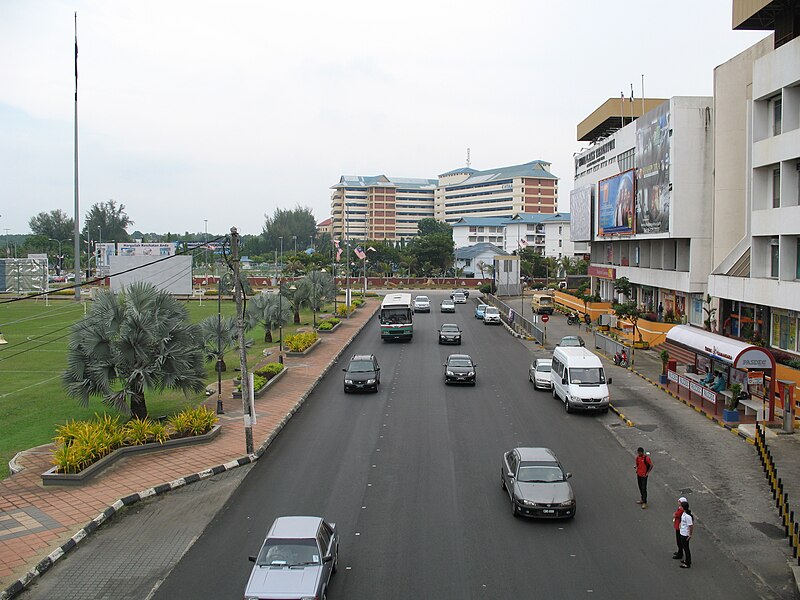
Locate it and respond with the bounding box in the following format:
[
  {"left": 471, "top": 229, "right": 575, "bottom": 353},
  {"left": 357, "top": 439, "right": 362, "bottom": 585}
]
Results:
[{"left": 1, "top": 0, "right": 767, "bottom": 236}]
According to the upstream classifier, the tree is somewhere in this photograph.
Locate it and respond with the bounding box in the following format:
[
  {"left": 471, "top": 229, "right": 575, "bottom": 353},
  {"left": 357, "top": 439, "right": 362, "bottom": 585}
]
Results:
[
  {"left": 405, "top": 233, "right": 454, "bottom": 276},
  {"left": 417, "top": 218, "right": 451, "bottom": 237},
  {"left": 559, "top": 256, "right": 574, "bottom": 277},
  {"left": 29, "top": 209, "right": 74, "bottom": 241},
  {"left": 246, "top": 293, "right": 291, "bottom": 343},
  {"left": 261, "top": 206, "right": 316, "bottom": 253},
  {"left": 83, "top": 200, "right": 134, "bottom": 243},
  {"left": 305, "top": 270, "right": 335, "bottom": 313},
  {"left": 281, "top": 279, "right": 311, "bottom": 324},
  {"left": 62, "top": 282, "right": 206, "bottom": 419},
  {"left": 198, "top": 315, "right": 252, "bottom": 371},
  {"left": 613, "top": 276, "right": 632, "bottom": 302},
  {"left": 615, "top": 301, "right": 644, "bottom": 342},
  {"left": 703, "top": 294, "right": 717, "bottom": 332}
]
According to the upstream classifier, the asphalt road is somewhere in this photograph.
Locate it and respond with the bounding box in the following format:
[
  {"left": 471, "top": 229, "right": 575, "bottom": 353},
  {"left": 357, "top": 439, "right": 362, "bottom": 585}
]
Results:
[{"left": 143, "top": 293, "right": 767, "bottom": 600}]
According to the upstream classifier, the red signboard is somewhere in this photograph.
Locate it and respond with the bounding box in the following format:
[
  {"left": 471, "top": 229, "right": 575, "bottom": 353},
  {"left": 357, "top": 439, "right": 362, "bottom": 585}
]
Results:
[
  {"left": 588, "top": 265, "right": 617, "bottom": 279},
  {"left": 541, "top": 315, "right": 550, "bottom": 323}
]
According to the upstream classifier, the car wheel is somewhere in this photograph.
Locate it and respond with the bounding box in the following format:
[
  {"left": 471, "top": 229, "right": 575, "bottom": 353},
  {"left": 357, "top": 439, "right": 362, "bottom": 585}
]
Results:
[
  {"left": 332, "top": 547, "right": 339, "bottom": 573},
  {"left": 602, "top": 407, "right": 609, "bottom": 414},
  {"left": 511, "top": 498, "right": 519, "bottom": 517},
  {"left": 344, "top": 387, "right": 349, "bottom": 394},
  {"left": 552, "top": 387, "right": 557, "bottom": 399},
  {"left": 458, "top": 340, "right": 462, "bottom": 345},
  {"left": 565, "top": 398, "right": 572, "bottom": 414},
  {"left": 501, "top": 471, "right": 506, "bottom": 491}
]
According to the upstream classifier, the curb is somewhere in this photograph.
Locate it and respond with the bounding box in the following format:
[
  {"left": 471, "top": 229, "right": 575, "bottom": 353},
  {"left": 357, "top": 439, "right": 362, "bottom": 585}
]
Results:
[
  {"left": 629, "top": 368, "right": 755, "bottom": 446},
  {"left": 0, "top": 306, "right": 379, "bottom": 600},
  {"left": 609, "top": 404, "right": 634, "bottom": 427},
  {"left": 501, "top": 320, "right": 535, "bottom": 341}
]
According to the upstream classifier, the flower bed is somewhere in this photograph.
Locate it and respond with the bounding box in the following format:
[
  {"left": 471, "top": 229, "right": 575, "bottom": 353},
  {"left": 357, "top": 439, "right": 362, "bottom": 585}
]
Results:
[
  {"left": 285, "top": 331, "right": 319, "bottom": 356},
  {"left": 316, "top": 317, "right": 341, "bottom": 334},
  {"left": 233, "top": 362, "right": 286, "bottom": 398},
  {"left": 42, "top": 408, "right": 220, "bottom": 485}
]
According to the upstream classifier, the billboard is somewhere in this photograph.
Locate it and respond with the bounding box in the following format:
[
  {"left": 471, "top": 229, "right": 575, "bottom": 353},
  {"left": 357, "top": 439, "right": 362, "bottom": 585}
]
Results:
[
  {"left": 635, "top": 101, "right": 670, "bottom": 234},
  {"left": 117, "top": 242, "right": 176, "bottom": 257},
  {"left": 597, "top": 170, "right": 635, "bottom": 236},
  {"left": 109, "top": 255, "right": 192, "bottom": 295},
  {"left": 569, "top": 185, "right": 593, "bottom": 242}
]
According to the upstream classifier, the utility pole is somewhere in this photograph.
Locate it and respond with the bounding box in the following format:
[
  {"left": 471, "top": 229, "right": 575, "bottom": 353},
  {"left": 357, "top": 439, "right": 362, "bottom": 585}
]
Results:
[{"left": 231, "top": 227, "right": 253, "bottom": 454}]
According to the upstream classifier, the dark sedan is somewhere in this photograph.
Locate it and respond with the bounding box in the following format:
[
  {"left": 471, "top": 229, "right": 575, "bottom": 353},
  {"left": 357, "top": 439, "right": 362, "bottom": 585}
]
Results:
[
  {"left": 343, "top": 354, "right": 381, "bottom": 393},
  {"left": 443, "top": 354, "right": 476, "bottom": 385},
  {"left": 438, "top": 323, "right": 462, "bottom": 345},
  {"left": 501, "top": 447, "right": 575, "bottom": 519}
]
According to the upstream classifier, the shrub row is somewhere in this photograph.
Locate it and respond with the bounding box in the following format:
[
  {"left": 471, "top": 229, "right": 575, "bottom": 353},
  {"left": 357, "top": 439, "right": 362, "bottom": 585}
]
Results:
[
  {"left": 52, "top": 407, "right": 219, "bottom": 474},
  {"left": 317, "top": 317, "right": 341, "bottom": 331},
  {"left": 285, "top": 331, "right": 318, "bottom": 352},
  {"left": 236, "top": 362, "right": 286, "bottom": 392}
]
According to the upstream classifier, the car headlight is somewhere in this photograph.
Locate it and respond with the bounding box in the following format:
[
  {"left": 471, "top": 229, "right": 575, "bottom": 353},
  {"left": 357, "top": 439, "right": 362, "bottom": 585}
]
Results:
[
  {"left": 345, "top": 379, "right": 353, "bottom": 384},
  {"left": 522, "top": 499, "right": 537, "bottom": 506},
  {"left": 468, "top": 371, "right": 474, "bottom": 376},
  {"left": 601, "top": 396, "right": 609, "bottom": 403},
  {"left": 366, "top": 378, "right": 376, "bottom": 384},
  {"left": 447, "top": 370, "right": 455, "bottom": 376},
  {"left": 559, "top": 500, "right": 576, "bottom": 506}
]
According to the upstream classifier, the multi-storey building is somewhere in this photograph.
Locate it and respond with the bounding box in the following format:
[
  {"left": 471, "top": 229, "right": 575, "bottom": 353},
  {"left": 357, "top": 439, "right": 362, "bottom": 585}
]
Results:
[
  {"left": 329, "top": 175, "right": 437, "bottom": 242},
  {"left": 574, "top": 96, "right": 715, "bottom": 326},
  {"left": 709, "top": 1, "right": 800, "bottom": 357},
  {"left": 329, "top": 160, "right": 559, "bottom": 242}
]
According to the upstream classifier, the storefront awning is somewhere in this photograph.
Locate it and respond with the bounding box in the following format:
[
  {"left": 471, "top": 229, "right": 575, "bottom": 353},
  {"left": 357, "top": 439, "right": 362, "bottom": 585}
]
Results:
[{"left": 666, "top": 325, "right": 774, "bottom": 370}]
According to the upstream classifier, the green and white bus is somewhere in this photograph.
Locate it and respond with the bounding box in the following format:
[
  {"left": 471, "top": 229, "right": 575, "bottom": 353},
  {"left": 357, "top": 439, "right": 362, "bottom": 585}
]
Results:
[{"left": 380, "top": 293, "right": 414, "bottom": 341}]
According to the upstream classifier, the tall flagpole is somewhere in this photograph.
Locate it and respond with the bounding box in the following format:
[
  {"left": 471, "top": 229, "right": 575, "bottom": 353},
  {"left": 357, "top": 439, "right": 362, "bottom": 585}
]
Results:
[{"left": 73, "top": 12, "right": 81, "bottom": 300}]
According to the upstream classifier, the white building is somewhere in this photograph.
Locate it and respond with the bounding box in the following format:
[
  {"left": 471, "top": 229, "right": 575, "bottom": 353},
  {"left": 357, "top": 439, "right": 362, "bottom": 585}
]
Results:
[
  {"left": 454, "top": 243, "right": 507, "bottom": 278},
  {"left": 709, "top": 2, "right": 800, "bottom": 356},
  {"left": 575, "top": 97, "right": 715, "bottom": 325}
]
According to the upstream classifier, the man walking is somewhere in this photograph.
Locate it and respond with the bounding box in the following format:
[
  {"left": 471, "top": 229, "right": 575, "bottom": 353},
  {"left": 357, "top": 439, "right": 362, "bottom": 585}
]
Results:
[
  {"left": 672, "top": 497, "right": 687, "bottom": 559},
  {"left": 679, "top": 501, "right": 694, "bottom": 568},
  {"left": 635, "top": 447, "right": 654, "bottom": 509}
]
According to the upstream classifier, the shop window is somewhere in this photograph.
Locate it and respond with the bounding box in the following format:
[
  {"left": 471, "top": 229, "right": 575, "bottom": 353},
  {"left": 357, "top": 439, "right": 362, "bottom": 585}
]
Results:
[
  {"left": 771, "top": 311, "right": 798, "bottom": 352},
  {"left": 773, "top": 168, "right": 781, "bottom": 208}
]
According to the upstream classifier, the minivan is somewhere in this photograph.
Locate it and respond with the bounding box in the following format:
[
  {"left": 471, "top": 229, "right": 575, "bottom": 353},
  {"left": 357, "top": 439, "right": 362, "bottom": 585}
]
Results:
[{"left": 551, "top": 347, "right": 612, "bottom": 414}]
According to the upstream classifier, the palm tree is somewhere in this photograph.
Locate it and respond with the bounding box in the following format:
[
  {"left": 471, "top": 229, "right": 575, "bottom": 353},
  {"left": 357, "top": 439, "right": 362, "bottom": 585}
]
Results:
[
  {"left": 305, "top": 270, "right": 335, "bottom": 314},
  {"left": 246, "top": 293, "right": 291, "bottom": 342},
  {"left": 559, "top": 256, "right": 574, "bottom": 277},
  {"left": 198, "top": 315, "right": 253, "bottom": 371},
  {"left": 281, "top": 279, "right": 311, "bottom": 324},
  {"left": 285, "top": 259, "right": 305, "bottom": 277},
  {"left": 62, "top": 282, "right": 206, "bottom": 419}
]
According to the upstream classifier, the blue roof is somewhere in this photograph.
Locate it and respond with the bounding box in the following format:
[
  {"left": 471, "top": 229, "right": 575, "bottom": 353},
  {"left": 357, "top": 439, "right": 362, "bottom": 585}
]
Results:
[
  {"left": 502, "top": 212, "right": 570, "bottom": 225},
  {"left": 450, "top": 217, "right": 509, "bottom": 228},
  {"left": 455, "top": 243, "right": 509, "bottom": 259},
  {"left": 439, "top": 167, "right": 479, "bottom": 177},
  {"left": 445, "top": 160, "right": 557, "bottom": 189},
  {"left": 332, "top": 174, "right": 437, "bottom": 190}
]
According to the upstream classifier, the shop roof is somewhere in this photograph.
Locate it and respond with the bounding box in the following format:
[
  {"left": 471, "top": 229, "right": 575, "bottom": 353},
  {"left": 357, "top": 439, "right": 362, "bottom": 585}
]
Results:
[{"left": 666, "top": 325, "right": 774, "bottom": 370}]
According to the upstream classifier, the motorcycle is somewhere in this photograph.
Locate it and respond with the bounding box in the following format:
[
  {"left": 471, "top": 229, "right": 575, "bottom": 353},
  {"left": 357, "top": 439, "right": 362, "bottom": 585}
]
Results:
[
  {"left": 613, "top": 349, "right": 629, "bottom": 367},
  {"left": 566, "top": 313, "right": 579, "bottom": 326}
]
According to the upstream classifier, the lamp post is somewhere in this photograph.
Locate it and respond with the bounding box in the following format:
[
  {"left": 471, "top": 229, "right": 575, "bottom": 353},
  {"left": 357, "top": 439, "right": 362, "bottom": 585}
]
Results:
[
  {"left": 96, "top": 225, "right": 102, "bottom": 277},
  {"left": 49, "top": 238, "right": 72, "bottom": 275},
  {"left": 278, "top": 236, "right": 284, "bottom": 361},
  {"left": 292, "top": 235, "right": 297, "bottom": 255},
  {"left": 216, "top": 265, "right": 226, "bottom": 414},
  {"left": 204, "top": 219, "right": 208, "bottom": 274}
]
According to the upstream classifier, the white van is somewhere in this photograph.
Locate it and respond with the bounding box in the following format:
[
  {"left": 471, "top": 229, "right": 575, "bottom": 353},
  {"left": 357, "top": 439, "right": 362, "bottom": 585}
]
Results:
[{"left": 551, "top": 347, "right": 612, "bottom": 414}]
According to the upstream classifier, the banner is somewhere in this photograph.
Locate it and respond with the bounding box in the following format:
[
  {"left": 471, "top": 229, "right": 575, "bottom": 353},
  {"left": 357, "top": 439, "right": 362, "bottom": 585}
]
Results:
[
  {"left": 635, "top": 101, "right": 670, "bottom": 234},
  {"left": 597, "top": 170, "right": 635, "bottom": 236},
  {"left": 117, "top": 242, "right": 176, "bottom": 257},
  {"left": 569, "top": 185, "right": 592, "bottom": 242}
]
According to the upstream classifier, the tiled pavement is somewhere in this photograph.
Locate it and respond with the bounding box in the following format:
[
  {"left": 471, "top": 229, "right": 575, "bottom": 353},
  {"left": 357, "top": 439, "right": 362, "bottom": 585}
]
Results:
[{"left": 0, "top": 304, "right": 378, "bottom": 592}]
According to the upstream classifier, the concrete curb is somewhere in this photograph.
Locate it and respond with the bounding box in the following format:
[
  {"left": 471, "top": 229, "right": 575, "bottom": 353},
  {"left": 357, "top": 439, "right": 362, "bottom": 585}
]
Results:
[
  {"left": 0, "top": 306, "right": 378, "bottom": 600},
  {"left": 501, "top": 320, "right": 535, "bottom": 341},
  {"left": 608, "top": 404, "right": 634, "bottom": 427}
]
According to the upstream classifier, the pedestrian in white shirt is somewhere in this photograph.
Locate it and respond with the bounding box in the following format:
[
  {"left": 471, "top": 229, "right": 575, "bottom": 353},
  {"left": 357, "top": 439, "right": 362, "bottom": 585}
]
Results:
[{"left": 678, "top": 501, "right": 693, "bottom": 569}]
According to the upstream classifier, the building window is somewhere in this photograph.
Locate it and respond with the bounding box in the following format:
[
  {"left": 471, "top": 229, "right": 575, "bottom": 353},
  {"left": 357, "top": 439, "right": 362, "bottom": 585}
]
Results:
[
  {"left": 558, "top": 226, "right": 562, "bottom": 234},
  {"left": 559, "top": 240, "right": 562, "bottom": 247},
  {"left": 771, "top": 237, "right": 780, "bottom": 277},
  {"left": 774, "top": 96, "right": 782, "bottom": 136},
  {"left": 796, "top": 238, "right": 800, "bottom": 279},
  {"left": 773, "top": 168, "right": 781, "bottom": 208},
  {"left": 465, "top": 258, "right": 472, "bottom": 267}
]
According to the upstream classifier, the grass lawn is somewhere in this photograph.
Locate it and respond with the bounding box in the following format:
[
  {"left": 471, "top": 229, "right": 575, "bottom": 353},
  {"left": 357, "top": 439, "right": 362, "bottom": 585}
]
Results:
[{"left": 0, "top": 293, "right": 335, "bottom": 480}]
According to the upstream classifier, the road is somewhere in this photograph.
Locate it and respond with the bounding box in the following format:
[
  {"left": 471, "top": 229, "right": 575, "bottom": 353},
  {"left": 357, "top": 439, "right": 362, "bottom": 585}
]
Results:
[{"left": 152, "top": 292, "right": 768, "bottom": 599}]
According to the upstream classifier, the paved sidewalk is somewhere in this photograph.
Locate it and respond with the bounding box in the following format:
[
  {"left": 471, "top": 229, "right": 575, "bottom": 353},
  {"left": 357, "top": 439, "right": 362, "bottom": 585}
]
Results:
[{"left": 0, "top": 304, "right": 378, "bottom": 596}]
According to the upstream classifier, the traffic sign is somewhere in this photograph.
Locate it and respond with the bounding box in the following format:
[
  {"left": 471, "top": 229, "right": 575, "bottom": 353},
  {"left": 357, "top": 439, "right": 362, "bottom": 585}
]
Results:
[{"left": 541, "top": 314, "right": 550, "bottom": 324}]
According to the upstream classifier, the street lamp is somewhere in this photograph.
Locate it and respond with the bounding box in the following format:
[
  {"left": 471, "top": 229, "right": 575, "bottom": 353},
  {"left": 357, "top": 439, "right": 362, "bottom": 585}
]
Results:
[
  {"left": 204, "top": 219, "right": 208, "bottom": 272},
  {"left": 49, "top": 238, "right": 72, "bottom": 275},
  {"left": 279, "top": 236, "right": 284, "bottom": 360},
  {"left": 313, "top": 269, "right": 326, "bottom": 328},
  {"left": 216, "top": 266, "right": 228, "bottom": 415},
  {"left": 292, "top": 235, "right": 297, "bottom": 255},
  {"left": 97, "top": 225, "right": 102, "bottom": 277}
]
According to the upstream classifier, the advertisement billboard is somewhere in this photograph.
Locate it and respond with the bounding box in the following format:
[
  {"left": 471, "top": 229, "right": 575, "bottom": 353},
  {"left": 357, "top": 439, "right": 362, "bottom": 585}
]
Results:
[
  {"left": 569, "top": 185, "right": 593, "bottom": 242},
  {"left": 597, "top": 170, "right": 635, "bottom": 236},
  {"left": 635, "top": 101, "right": 670, "bottom": 234},
  {"left": 117, "top": 242, "right": 176, "bottom": 257}
]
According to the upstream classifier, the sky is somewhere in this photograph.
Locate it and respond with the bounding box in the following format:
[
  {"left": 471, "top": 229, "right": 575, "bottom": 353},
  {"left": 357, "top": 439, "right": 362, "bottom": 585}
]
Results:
[{"left": 0, "top": 0, "right": 769, "bottom": 237}]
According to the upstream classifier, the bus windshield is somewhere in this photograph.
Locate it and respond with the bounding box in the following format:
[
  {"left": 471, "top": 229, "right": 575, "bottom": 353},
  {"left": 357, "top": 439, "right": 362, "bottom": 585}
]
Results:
[{"left": 380, "top": 307, "right": 412, "bottom": 324}]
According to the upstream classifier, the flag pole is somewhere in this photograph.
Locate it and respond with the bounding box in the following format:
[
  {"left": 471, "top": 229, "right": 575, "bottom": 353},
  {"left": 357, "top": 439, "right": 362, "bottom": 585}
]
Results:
[
  {"left": 73, "top": 12, "right": 81, "bottom": 300},
  {"left": 641, "top": 74, "right": 645, "bottom": 115}
]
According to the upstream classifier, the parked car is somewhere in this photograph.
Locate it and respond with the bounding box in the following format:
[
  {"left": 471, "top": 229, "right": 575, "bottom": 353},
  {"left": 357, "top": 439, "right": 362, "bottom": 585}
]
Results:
[
  {"left": 450, "top": 288, "right": 470, "bottom": 299},
  {"left": 413, "top": 295, "right": 431, "bottom": 313},
  {"left": 342, "top": 354, "right": 380, "bottom": 393},
  {"left": 438, "top": 323, "right": 462, "bottom": 345},
  {"left": 483, "top": 306, "right": 501, "bottom": 325},
  {"left": 501, "top": 447, "right": 575, "bottom": 519},
  {"left": 452, "top": 292, "right": 467, "bottom": 304},
  {"left": 529, "top": 358, "right": 553, "bottom": 390},
  {"left": 443, "top": 354, "right": 476, "bottom": 385},
  {"left": 441, "top": 299, "right": 456, "bottom": 313},
  {"left": 475, "top": 304, "right": 487, "bottom": 319},
  {"left": 245, "top": 516, "right": 338, "bottom": 600},
  {"left": 557, "top": 335, "right": 585, "bottom": 347}
]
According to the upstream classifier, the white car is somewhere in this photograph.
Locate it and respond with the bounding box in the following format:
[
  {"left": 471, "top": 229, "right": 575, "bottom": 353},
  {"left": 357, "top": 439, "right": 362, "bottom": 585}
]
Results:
[
  {"left": 452, "top": 292, "right": 467, "bottom": 304},
  {"left": 413, "top": 295, "right": 431, "bottom": 313},
  {"left": 529, "top": 358, "right": 553, "bottom": 390},
  {"left": 483, "top": 306, "right": 501, "bottom": 324}
]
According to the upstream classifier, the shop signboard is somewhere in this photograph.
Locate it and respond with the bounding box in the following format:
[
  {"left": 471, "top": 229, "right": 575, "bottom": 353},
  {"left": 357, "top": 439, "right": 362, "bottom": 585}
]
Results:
[
  {"left": 598, "top": 170, "right": 635, "bottom": 236},
  {"left": 702, "top": 388, "right": 717, "bottom": 404},
  {"left": 748, "top": 371, "right": 764, "bottom": 386},
  {"left": 689, "top": 380, "right": 704, "bottom": 396},
  {"left": 667, "top": 370, "right": 679, "bottom": 383}
]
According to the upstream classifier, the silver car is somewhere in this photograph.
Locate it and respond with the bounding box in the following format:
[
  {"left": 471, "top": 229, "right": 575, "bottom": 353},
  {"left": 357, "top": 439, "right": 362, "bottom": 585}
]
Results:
[
  {"left": 483, "top": 306, "right": 501, "bottom": 324},
  {"left": 246, "top": 516, "right": 338, "bottom": 600},
  {"left": 413, "top": 295, "right": 431, "bottom": 313},
  {"left": 501, "top": 447, "right": 575, "bottom": 519},
  {"left": 529, "top": 358, "right": 553, "bottom": 390}
]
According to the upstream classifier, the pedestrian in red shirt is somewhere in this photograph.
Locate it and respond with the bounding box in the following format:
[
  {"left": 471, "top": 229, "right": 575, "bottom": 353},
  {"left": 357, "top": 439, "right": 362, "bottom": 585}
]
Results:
[
  {"left": 635, "top": 447, "right": 654, "bottom": 509},
  {"left": 672, "top": 497, "right": 687, "bottom": 559}
]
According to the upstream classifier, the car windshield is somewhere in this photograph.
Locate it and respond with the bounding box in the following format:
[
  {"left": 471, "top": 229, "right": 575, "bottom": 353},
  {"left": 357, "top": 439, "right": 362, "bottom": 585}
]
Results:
[
  {"left": 415, "top": 296, "right": 429, "bottom": 303},
  {"left": 517, "top": 465, "right": 565, "bottom": 483},
  {"left": 256, "top": 538, "right": 320, "bottom": 566},
  {"left": 441, "top": 325, "right": 459, "bottom": 332},
  {"left": 568, "top": 367, "right": 605, "bottom": 384},
  {"left": 485, "top": 307, "right": 499, "bottom": 314},
  {"left": 561, "top": 337, "right": 583, "bottom": 346},
  {"left": 536, "top": 363, "right": 552, "bottom": 373},
  {"left": 448, "top": 359, "right": 472, "bottom": 368},
  {"left": 477, "top": 305, "right": 486, "bottom": 310},
  {"left": 348, "top": 360, "right": 375, "bottom": 373},
  {"left": 442, "top": 300, "right": 453, "bottom": 305}
]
